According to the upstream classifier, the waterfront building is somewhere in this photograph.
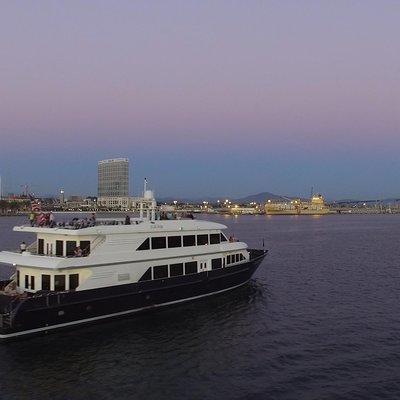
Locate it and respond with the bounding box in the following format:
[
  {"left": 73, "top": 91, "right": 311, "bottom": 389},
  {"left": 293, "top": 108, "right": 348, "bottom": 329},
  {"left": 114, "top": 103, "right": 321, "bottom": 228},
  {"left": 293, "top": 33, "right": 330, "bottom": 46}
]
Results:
[
  {"left": 98, "top": 158, "right": 130, "bottom": 210},
  {"left": 98, "top": 158, "right": 129, "bottom": 197},
  {"left": 97, "top": 196, "right": 131, "bottom": 210}
]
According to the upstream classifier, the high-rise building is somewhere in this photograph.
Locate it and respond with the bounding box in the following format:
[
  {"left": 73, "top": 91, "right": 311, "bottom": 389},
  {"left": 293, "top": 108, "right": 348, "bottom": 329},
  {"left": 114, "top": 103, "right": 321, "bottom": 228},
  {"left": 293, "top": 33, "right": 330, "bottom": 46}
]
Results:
[
  {"left": 98, "top": 158, "right": 130, "bottom": 209},
  {"left": 98, "top": 158, "right": 129, "bottom": 197}
]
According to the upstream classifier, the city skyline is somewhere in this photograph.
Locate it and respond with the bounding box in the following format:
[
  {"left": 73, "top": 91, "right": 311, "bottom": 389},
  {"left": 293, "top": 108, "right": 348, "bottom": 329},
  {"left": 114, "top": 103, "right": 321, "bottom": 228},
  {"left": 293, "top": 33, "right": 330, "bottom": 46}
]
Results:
[{"left": 0, "top": 1, "right": 399, "bottom": 199}]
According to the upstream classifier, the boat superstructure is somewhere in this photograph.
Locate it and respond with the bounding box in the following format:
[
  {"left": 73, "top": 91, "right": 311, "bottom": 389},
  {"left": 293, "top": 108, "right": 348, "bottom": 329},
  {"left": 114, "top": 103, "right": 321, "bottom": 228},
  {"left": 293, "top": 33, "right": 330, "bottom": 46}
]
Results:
[
  {"left": 0, "top": 212, "right": 267, "bottom": 340},
  {"left": 265, "top": 194, "right": 330, "bottom": 215}
]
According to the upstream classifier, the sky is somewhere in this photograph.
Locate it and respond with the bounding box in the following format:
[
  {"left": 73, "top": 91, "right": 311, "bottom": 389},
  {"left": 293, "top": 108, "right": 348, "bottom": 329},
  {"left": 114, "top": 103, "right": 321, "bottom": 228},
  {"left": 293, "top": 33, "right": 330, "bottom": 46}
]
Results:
[{"left": 0, "top": 1, "right": 399, "bottom": 200}]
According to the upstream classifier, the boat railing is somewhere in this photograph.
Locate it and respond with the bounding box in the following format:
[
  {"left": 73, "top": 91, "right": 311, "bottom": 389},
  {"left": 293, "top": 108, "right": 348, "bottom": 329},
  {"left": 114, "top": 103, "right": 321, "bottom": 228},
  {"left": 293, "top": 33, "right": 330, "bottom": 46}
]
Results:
[
  {"left": 5, "top": 236, "right": 105, "bottom": 258},
  {"left": 249, "top": 249, "right": 268, "bottom": 260},
  {"left": 22, "top": 218, "right": 146, "bottom": 230},
  {"left": 26, "top": 241, "right": 37, "bottom": 253},
  {"left": 89, "top": 235, "right": 105, "bottom": 254}
]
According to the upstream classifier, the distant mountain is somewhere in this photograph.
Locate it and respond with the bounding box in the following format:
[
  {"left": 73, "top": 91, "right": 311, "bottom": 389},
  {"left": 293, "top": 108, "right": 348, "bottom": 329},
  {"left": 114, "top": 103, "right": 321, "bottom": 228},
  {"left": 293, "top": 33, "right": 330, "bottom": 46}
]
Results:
[
  {"left": 157, "top": 196, "right": 220, "bottom": 204},
  {"left": 158, "top": 193, "right": 400, "bottom": 205},
  {"left": 159, "top": 191, "right": 289, "bottom": 204},
  {"left": 234, "top": 192, "right": 288, "bottom": 204}
]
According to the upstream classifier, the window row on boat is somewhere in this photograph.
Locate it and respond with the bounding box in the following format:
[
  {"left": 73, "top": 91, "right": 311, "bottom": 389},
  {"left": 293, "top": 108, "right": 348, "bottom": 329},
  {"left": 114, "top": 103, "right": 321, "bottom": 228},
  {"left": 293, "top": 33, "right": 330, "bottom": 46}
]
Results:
[
  {"left": 36, "top": 238, "right": 92, "bottom": 257},
  {"left": 139, "top": 252, "right": 247, "bottom": 282},
  {"left": 137, "top": 232, "right": 228, "bottom": 251},
  {"left": 17, "top": 270, "right": 80, "bottom": 292}
]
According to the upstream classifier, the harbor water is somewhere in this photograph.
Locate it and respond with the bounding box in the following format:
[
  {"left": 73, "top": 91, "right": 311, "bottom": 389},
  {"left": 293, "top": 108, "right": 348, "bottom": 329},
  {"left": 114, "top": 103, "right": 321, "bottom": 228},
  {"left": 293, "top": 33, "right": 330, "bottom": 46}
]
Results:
[{"left": 1, "top": 214, "right": 400, "bottom": 400}]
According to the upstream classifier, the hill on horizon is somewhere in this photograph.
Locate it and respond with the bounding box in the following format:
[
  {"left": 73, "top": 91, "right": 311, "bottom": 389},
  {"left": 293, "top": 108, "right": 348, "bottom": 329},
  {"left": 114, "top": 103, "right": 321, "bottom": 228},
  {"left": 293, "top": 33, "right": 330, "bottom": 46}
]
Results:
[
  {"left": 234, "top": 192, "right": 287, "bottom": 203},
  {"left": 158, "top": 191, "right": 287, "bottom": 204}
]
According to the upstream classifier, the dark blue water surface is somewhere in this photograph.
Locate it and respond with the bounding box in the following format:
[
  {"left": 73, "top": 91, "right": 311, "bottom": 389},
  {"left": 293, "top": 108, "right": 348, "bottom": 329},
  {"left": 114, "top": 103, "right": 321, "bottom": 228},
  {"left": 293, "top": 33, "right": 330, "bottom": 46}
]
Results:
[{"left": 1, "top": 214, "right": 400, "bottom": 400}]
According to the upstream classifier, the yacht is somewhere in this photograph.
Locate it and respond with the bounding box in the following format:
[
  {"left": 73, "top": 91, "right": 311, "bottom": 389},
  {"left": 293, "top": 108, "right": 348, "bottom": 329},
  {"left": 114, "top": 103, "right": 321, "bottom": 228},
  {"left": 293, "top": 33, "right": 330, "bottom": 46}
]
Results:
[
  {"left": 0, "top": 199, "right": 267, "bottom": 340},
  {"left": 265, "top": 194, "right": 330, "bottom": 215}
]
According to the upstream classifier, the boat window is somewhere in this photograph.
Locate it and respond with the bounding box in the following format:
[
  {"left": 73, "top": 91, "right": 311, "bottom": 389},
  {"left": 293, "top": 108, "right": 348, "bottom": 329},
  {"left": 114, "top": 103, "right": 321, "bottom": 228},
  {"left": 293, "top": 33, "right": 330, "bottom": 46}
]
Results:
[
  {"left": 137, "top": 238, "right": 150, "bottom": 251},
  {"left": 197, "top": 234, "right": 209, "bottom": 246},
  {"left": 16, "top": 271, "right": 20, "bottom": 286},
  {"left": 24, "top": 275, "right": 29, "bottom": 289},
  {"left": 168, "top": 236, "right": 182, "bottom": 248},
  {"left": 235, "top": 254, "right": 240, "bottom": 263},
  {"left": 30, "top": 276, "right": 35, "bottom": 290},
  {"left": 220, "top": 233, "right": 228, "bottom": 242},
  {"left": 56, "top": 240, "right": 64, "bottom": 257},
  {"left": 227, "top": 255, "right": 231, "bottom": 264},
  {"left": 153, "top": 265, "right": 168, "bottom": 279},
  {"left": 66, "top": 241, "right": 77, "bottom": 257},
  {"left": 80, "top": 241, "right": 91, "bottom": 256},
  {"left": 151, "top": 237, "right": 167, "bottom": 250},
  {"left": 42, "top": 274, "right": 51, "bottom": 291},
  {"left": 69, "top": 274, "right": 79, "bottom": 290},
  {"left": 54, "top": 275, "right": 66, "bottom": 291},
  {"left": 38, "top": 239, "right": 44, "bottom": 255},
  {"left": 211, "top": 258, "right": 222, "bottom": 270},
  {"left": 210, "top": 234, "right": 220, "bottom": 245},
  {"left": 139, "top": 267, "right": 152, "bottom": 282},
  {"left": 170, "top": 263, "right": 184, "bottom": 277},
  {"left": 183, "top": 235, "right": 196, "bottom": 247},
  {"left": 240, "top": 254, "right": 245, "bottom": 261},
  {"left": 185, "top": 261, "right": 198, "bottom": 275}
]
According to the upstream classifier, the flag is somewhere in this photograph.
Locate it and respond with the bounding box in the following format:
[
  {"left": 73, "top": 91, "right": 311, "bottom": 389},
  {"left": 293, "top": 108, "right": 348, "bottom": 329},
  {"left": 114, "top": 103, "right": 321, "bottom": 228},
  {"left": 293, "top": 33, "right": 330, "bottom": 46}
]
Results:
[{"left": 29, "top": 194, "right": 41, "bottom": 212}]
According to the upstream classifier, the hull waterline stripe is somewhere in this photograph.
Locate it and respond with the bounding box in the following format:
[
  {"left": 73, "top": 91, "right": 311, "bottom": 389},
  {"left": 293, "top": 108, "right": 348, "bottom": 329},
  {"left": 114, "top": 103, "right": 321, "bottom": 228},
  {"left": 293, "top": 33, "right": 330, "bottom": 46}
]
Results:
[{"left": 0, "top": 279, "right": 250, "bottom": 339}]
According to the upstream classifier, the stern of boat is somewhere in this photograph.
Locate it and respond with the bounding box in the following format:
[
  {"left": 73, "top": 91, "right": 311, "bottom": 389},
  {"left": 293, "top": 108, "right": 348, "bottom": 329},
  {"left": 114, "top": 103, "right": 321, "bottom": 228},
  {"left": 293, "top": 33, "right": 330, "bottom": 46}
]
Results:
[{"left": 0, "top": 280, "right": 18, "bottom": 336}]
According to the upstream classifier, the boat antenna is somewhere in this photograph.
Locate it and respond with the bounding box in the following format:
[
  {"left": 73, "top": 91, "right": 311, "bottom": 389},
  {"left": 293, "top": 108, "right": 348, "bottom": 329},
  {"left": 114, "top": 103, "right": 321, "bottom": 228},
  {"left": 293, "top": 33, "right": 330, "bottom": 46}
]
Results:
[
  {"left": 310, "top": 186, "right": 314, "bottom": 198},
  {"left": 144, "top": 178, "right": 147, "bottom": 196}
]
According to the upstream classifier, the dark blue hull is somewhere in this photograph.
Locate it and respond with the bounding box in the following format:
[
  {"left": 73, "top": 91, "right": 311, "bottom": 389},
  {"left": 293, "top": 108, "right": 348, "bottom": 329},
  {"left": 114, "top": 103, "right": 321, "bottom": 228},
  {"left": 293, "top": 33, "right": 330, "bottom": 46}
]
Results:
[{"left": 0, "top": 250, "right": 267, "bottom": 340}]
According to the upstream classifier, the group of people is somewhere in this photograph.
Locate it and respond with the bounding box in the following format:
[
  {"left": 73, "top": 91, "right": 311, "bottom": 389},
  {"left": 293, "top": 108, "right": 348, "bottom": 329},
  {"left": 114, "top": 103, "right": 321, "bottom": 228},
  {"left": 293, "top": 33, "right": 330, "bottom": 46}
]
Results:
[
  {"left": 27, "top": 212, "right": 97, "bottom": 229},
  {"left": 159, "top": 212, "right": 194, "bottom": 220},
  {"left": 68, "top": 213, "right": 96, "bottom": 229},
  {"left": 29, "top": 211, "right": 56, "bottom": 227}
]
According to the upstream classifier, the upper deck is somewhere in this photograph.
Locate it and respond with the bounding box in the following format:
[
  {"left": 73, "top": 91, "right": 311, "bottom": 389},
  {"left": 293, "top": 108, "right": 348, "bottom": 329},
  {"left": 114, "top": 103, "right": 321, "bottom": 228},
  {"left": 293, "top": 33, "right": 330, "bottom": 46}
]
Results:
[
  {"left": 0, "top": 217, "right": 245, "bottom": 271},
  {"left": 12, "top": 218, "right": 228, "bottom": 236}
]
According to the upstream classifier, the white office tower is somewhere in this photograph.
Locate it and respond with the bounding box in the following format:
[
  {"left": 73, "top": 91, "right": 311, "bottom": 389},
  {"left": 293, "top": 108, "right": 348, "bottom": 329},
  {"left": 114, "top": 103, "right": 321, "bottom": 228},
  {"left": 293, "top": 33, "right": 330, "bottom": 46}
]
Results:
[{"left": 98, "top": 158, "right": 130, "bottom": 209}]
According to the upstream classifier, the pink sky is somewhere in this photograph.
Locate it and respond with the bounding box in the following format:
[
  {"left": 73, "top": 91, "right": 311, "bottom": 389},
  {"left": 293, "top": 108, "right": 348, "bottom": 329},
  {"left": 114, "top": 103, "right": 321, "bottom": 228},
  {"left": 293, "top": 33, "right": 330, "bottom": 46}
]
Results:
[{"left": 0, "top": 1, "right": 399, "bottom": 198}]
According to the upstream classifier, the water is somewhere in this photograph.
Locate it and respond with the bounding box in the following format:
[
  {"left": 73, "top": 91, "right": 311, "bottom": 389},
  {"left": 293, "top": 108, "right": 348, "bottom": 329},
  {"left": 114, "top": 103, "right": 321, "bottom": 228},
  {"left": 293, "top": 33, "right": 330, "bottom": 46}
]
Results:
[{"left": 1, "top": 214, "right": 400, "bottom": 400}]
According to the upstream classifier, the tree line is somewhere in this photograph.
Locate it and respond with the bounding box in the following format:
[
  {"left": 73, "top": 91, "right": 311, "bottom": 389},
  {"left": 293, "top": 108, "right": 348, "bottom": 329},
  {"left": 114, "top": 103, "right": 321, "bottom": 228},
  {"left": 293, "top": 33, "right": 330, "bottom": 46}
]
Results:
[{"left": 0, "top": 200, "right": 31, "bottom": 214}]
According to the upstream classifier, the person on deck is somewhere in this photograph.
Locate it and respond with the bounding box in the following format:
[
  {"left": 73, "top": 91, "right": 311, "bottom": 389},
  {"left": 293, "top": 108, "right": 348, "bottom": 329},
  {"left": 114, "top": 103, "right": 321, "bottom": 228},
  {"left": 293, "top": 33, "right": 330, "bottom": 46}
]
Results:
[
  {"left": 74, "top": 246, "right": 83, "bottom": 257},
  {"left": 90, "top": 213, "right": 96, "bottom": 225},
  {"left": 29, "top": 212, "right": 35, "bottom": 227},
  {"left": 125, "top": 215, "right": 131, "bottom": 225},
  {"left": 49, "top": 212, "right": 55, "bottom": 227},
  {"left": 20, "top": 241, "right": 27, "bottom": 253}
]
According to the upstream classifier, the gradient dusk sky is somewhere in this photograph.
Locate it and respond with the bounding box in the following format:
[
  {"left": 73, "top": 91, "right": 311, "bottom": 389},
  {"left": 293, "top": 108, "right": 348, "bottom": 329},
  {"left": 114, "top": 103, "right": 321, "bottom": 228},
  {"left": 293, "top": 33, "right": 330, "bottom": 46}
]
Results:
[{"left": 0, "top": 1, "right": 399, "bottom": 199}]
